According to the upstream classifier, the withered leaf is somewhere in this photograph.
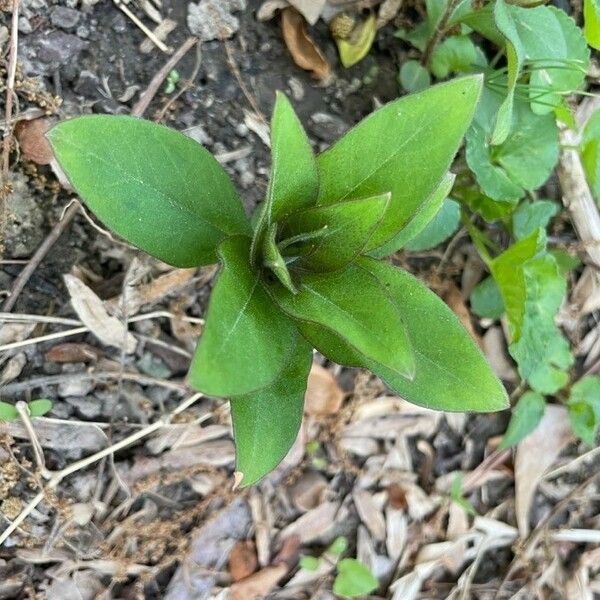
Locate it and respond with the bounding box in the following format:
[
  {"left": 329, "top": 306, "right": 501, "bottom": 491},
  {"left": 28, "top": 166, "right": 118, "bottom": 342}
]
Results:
[{"left": 15, "top": 118, "right": 54, "bottom": 165}]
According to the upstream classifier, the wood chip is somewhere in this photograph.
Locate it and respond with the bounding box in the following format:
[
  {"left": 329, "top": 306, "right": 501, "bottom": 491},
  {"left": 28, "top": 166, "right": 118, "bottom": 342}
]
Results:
[
  {"left": 229, "top": 541, "right": 259, "bottom": 582},
  {"left": 289, "top": 470, "right": 328, "bottom": 511},
  {"left": 353, "top": 489, "right": 386, "bottom": 541},
  {"left": 279, "top": 500, "right": 340, "bottom": 543},
  {"left": 281, "top": 7, "right": 332, "bottom": 81},
  {"left": 304, "top": 363, "right": 345, "bottom": 416},
  {"left": 385, "top": 506, "right": 407, "bottom": 560},
  {"left": 229, "top": 564, "right": 287, "bottom": 600},
  {"left": 514, "top": 404, "right": 574, "bottom": 537},
  {"left": 64, "top": 274, "right": 137, "bottom": 353},
  {"left": 45, "top": 342, "right": 103, "bottom": 363}
]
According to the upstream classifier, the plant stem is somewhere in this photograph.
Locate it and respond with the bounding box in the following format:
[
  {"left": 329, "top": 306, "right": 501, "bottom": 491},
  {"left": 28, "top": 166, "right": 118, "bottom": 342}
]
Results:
[{"left": 420, "top": 0, "right": 461, "bottom": 68}]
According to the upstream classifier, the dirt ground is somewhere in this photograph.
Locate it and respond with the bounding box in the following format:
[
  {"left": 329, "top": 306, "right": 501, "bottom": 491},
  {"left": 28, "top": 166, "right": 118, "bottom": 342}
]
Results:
[{"left": 0, "top": 1, "right": 599, "bottom": 599}]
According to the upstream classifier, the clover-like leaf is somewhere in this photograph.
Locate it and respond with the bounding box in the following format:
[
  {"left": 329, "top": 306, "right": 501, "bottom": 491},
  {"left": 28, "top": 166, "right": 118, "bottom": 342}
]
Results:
[
  {"left": 333, "top": 559, "right": 378, "bottom": 598},
  {"left": 28, "top": 399, "right": 53, "bottom": 418},
  {"left": 512, "top": 200, "right": 558, "bottom": 240},
  {"left": 270, "top": 265, "right": 415, "bottom": 380},
  {"left": 231, "top": 336, "right": 313, "bottom": 487},
  {"left": 317, "top": 76, "right": 483, "bottom": 251},
  {"left": 281, "top": 193, "right": 390, "bottom": 272},
  {"left": 567, "top": 376, "right": 600, "bottom": 445},
  {"left": 188, "top": 236, "right": 298, "bottom": 397},
  {"left": 48, "top": 116, "right": 251, "bottom": 267},
  {"left": 0, "top": 401, "right": 18, "bottom": 421}
]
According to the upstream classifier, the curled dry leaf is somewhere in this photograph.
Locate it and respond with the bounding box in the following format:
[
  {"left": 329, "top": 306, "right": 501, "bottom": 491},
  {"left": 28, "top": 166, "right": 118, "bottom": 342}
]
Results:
[
  {"left": 281, "top": 7, "right": 332, "bottom": 81},
  {"left": 45, "top": 342, "right": 103, "bottom": 363},
  {"left": 514, "top": 404, "right": 574, "bottom": 537},
  {"left": 229, "top": 540, "right": 259, "bottom": 582},
  {"left": 64, "top": 274, "right": 137, "bottom": 353},
  {"left": 443, "top": 282, "right": 483, "bottom": 348},
  {"left": 14, "top": 118, "right": 54, "bottom": 165},
  {"left": 304, "top": 363, "right": 344, "bottom": 416}
]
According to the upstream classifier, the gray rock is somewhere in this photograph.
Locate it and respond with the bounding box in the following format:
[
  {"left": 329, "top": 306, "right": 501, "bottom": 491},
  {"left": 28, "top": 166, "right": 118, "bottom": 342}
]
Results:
[
  {"left": 74, "top": 69, "right": 100, "bottom": 97},
  {"left": 35, "top": 31, "right": 87, "bottom": 66},
  {"left": 50, "top": 6, "right": 80, "bottom": 30},
  {"left": 310, "top": 112, "right": 350, "bottom": 143},
  {"left": 18, "top": 16, "right": 32, "bottom": 34},
  {"left": 187, "top": 0, "right": 246, "bottom": 42},
  {"left": 65, "top": 396, "right": 103, "bottom": 420}
]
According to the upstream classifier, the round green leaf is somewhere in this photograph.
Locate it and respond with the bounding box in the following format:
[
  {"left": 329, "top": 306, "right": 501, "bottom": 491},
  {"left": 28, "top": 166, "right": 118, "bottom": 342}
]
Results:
[
  {"left": 333, "top": 559, "right": 378, "bottom": 598},
  {"left": 27, "top": 399, "right": 53, "bottom": 418},
  {"left": 399, "top": 60, "right": 431, "bottom": 93}
]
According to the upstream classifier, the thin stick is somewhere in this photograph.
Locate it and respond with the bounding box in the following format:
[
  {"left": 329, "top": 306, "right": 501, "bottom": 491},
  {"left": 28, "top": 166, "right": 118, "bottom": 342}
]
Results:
[
  {"left": 114, "top": 0, "right": 172, "bottom": 54},
  {"left": 2, "top": 0, "right": 20, "bottom": 179},
  {"left": 15, "top": 401, "right": 51, "bottom": 479},
  {"left": 0, "top": 393, "right": 203, "bottom": 546}
]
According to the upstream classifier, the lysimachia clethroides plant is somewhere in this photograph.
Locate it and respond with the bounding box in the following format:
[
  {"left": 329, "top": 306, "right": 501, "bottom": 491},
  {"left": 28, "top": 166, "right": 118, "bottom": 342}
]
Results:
[{"left": 49, "top": 74, "right": 508, "bottom": 486}]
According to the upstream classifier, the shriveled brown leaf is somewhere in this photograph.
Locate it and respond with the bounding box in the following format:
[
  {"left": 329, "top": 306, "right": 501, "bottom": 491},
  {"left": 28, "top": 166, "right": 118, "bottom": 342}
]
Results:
[
  {"left": 64, "top": 274, "right": 137, "bottom": 353},
  {"left": 273, "top": 534, "right": 302, "bottom": 567},
  {"left": 15, "top": 118, "right": 54, "bottom": 165},
  {"left": 281, "top": 7, "right": 332, "bottom": 81},
  {"left": 305, "top": 363, "right": 344, "bottom": 416},
  {"left": 45, "top": 342, "right": 102, "bottom": 363},
  {"left": 229, "top": 564, "right": 287, "bottom": 600},
  {"left": 229, "top": 541, "right": 258, "bottom": 582},
  {"left": 514, "top": 404, "right": 574, "bottom": 537}
]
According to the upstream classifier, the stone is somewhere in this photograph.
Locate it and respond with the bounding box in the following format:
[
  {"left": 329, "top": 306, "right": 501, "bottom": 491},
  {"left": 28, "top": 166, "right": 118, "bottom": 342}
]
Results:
[
  {"left": 65, "top": 396, "right": 103, "bottom": 420},
  {"left": 187, "top": 0, "right": 246, "bottom": 42},
  {"left": 50, "top": 6, "right": 80, "bottom": 30},
  {"left": 35, "top": 31, "right": 87, "bottom": 66}
]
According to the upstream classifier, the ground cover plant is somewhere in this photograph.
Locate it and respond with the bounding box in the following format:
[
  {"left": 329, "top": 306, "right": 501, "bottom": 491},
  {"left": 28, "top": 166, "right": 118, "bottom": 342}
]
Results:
[{"left": 48, "top": 77, "right": 508, "bottom": 486}]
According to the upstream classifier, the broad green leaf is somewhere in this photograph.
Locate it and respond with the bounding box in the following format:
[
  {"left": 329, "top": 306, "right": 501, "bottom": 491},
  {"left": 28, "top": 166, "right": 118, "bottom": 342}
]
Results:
[
  {"left": 470, "top": 276, "right": 505, "bottom": 320},
  {"left": 370, "top": 173, "right": 455, "bottom": 258},
  {"left": 512, "top": 200, "right": 558, "bottom": 240},
  {"left": 399, "top": 60, "right": 431, "bottom": 93},
  {"left": 300, "top": 260, "right": 509, "bottom": 412},
  {"left": 466, "top": 89, "right": 559, "bottom": 202},
  {"left": 430, "top": 35, "right": 486, "bottom": 79},
  {"left": 28, "top": 399, "right": 53, "bottom": 418},
  {"left": 262, "top": 223, "right": 297, "bottom": 294},
  {"left": 500, "top": 391, "right": 546, "bottom": 449},
  {"left": 334, "top": 559, "right": 378, "bottom": 598},
  {"left": 270, "top": 265, "right": 415, "bottom": 379},
  {"left": 48, "top": 116, "right": 250, "bottom": 267},
  {"left": 584, "top": 0, "right": 600, "bottom": 50},
  {"left": 405, "top": 198, "right": 461, "bottom": 251},
  {"left": 336, "top": 13, "right": 377, "bottom": 68},
  {"left": 0, "top": 401, "right": 18, "bottom": 421},
  {"left": 581, "top": 109, "right": 600, "bottom": 202},
  {"left": 459, "top": 188, "right": 515, "bottom": 223},
  {"left": 281, "top": 193, "right": 390, "bottom": 272},
  {"left": 567, "top": 376, "right": 600, "bottom": 445},
  {"left": 317, "top": 76, "right": 483, "bottom": 251},
  {"left": 188, "top": 236, "right": 298, "bottom": 397},
  {"left": 263, "top": 92, "right": 319, "bottom": 225},
  {"left": 458, "top": 6, "right": 504, "bottom": 46},
  {"left": 231, "top": 335, "right": 312, "bottom": 487},
  {"left": 491, "top": 0, "right": 524, "bottom": 144}
]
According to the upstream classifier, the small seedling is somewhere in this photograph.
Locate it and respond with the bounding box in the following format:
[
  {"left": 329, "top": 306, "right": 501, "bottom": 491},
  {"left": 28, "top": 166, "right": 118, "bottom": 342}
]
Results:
[
  {"left": 48, "top": 77, "right": 508, "bottom": 486},
  {"left": 0, "top": 399, "right": 53, "bottom": 421},
  {"left": 164, "top": 69, "right": 180, "bottom": 94}
]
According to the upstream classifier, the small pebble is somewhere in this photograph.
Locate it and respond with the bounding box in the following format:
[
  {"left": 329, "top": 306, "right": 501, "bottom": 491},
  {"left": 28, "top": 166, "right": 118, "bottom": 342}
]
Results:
[{"left": 50, "top": 6, "right": 80, "bottom": 30}]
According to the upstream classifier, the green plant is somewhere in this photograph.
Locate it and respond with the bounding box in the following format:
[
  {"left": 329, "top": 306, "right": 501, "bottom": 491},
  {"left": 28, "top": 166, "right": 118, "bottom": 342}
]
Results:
[
  {"left": 0, "top": 399, "right": 53, "bottom": 421},
  {"left": 48, "top": 78, "right": 508, "bottom": 486}
]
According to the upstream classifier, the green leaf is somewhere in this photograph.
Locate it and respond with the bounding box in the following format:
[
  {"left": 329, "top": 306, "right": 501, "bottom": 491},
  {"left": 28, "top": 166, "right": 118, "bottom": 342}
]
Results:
[
  {"left": 466, "top": 89, "right": 559, "bottom": 202},
  {"left": 405, "top": 198, "right": 460, "bottom": 251},
  {"left": 317, "top": 76, "right": 483, "bottom": 251},
  {"left": 281, "top": 193, "right": 390, "bottom": 272},
  {"left": 328, "top": 536, "right": 349, "bottom": 557},
  {"left": 491, "top": 0, "right": 524, "bottom": 144},
  {"left": 0, "top": 401, "right": 18, "bottom": 421},
  {"left": 334, "top": 559, "right": 378, "bottom": 598},
  {"left": 450, "top": 472, "right": 478, "bottom": 516},
  {"left": 459, "top": 188, "right": 515, "bottom": 223},
  {"left": 262, "top": 223, "right": 297, "bottom": 294},
  {"left": 550, "top": 249, "right": 581, "bottom": 274},
  {"left": 188, "top": 236, "right": 298, "bottom": 397},
  {"left": 500, "top": 391, "right": 546, "bottom": 449},
  {"left": 568, "top": 376, "right": 600, "bottom": 445},
  {"left": 470, "top": 276, "right": 505, "bottom": 320},
  {"left": 48, "top": 116, "right": 251, "bottom": 267},
  {"left": 230, "top": 335, "right": 313, "bottom": 487},
  {"left": 512, "top": 200, "right": 558, "bottom": 240},
  {"left": 396, "top": 0, "right": 447, "bottom": 51},
  {"left": 300, "top": 260, "right": 508, "bottom": 412},
  {"left": 581, "top": 109, "right": 600, "bottom": 202},
  {"left": 300, "top": 556, "right": 321, "bottom": 571},
  {"left": 370, "top": 173, "right": 455, "bottom": 257},
  {"left": 336, "top": 13, "right": 377, "bottom": 68},
  {"left": 399, "top": 60, "right": 431, "bottom": 93},
  {"left": 431, "top": 36, "right": 484, "bottom": 79},
  {"left": 28, "top": 399, "right": 53, "bottom": 418},
  {"left": 270, "top": 264, "right": 415, "bottom": 380},
  {"left": 584, "top": 0, "right": 600, "bottom": 50}
]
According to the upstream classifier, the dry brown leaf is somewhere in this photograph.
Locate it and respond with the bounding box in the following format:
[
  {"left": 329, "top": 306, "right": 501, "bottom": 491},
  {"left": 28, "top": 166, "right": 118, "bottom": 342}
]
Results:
[
  {"left": 64, "top": 274, "right": 137, "bottom": 353},
  {"left": 281, "top": 7, "right": 332, "bottom": 81},
  {"left": 14, "top": 118, "right": 54, "bottom": 165},
  {"left": 229, "top": 564, "right": 287, "bottom": 600},
  {"left": 289, "top": 471, "right": 328, "bottom": 511},
  {"left": 45, "top": 342, "right": 103, "bottom": 363},
  {"left": 229, "top": 540, "right": 259, "bottom": 582},
  {"left": 304, "top": 363, "right": 344, "bottom": 416},
  {"left": 514, "top": 404, "right": 574, "bottom": 537}
]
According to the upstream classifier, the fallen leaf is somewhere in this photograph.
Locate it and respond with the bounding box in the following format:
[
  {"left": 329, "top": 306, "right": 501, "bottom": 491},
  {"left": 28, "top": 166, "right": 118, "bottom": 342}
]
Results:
[
  {"left": 273, "top": 534, "right": 302, "bottom": 567},
  {"left": 229, "top": 540, "right": 258, "bottom": 582},
  {"left": 514, "top": 404, "right": 574, "bottom": 537},
  {"left": 64, "top": 274, "right": 137, "bottom": 353},
  {"left": 335, "top": 13, "right": 377, "bottom": 68},
  {"left": 289, "top": 470, "right": 328, "bottom": 511},
  {"left": 281, "top": 7, "right": 332, "bottom": 81},
  {"left": 45, "top": 342, "right": 102, "bottom": 363},
  {"left": 304, "top": 363, "right": 344, "bottom": 416},
  {"left": 385, "top": 506, "right": 407, "bottom": 560},
  {"left": 482, "top": 326, "right": 518, "bottom": 382},
  {"left": 0, "top": 322, "right": 35, "bottom": 346},
  {"left": 229, "top": 564, "right": 287, "bottom": 600},
  {"left": 15, "top": 118, "right": 54, "bottom": 165}
]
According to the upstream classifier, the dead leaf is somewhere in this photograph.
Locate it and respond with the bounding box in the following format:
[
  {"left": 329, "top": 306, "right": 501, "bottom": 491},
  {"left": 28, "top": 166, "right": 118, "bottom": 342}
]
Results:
[
  {"left": 482, "top": 326, "right": 518, "bottom": 382},
  {"left": 0, "top": 322, "right": 35, "bottom": 346},
  {"left": 229, "top": 564, "right": 287, "bottom": 600},
  {"left": 273, "top": 534, "right": 302, "bottom": 567},
  {"left": 385, "top": 506, "right": 407, "bottom": 560},
  {"left": 64, "top": 274, "right": 137, "bottom": 353},
  {"left": 335, "top": 13, "right": 377, "bottom": 68},
  {"left": 45, "top": 343, "right": 103, "bottom": 363},
  {"left": 229, "top": 541, "right": 258, "bottom": 582},
  {"left": 244, "top": 110, "right": 271, "bottom": 147},
  {"left": 514, "top": 404, "right": 574, "bottom": 537},
  {"left": 15, "top": 118, "right": 54, "bottom": 165},
  {"left": 289, "top": 471, "right": 328, "bottom": 511},
  {"left": 281, "top": 7, "right": 332, "bottom": 81},
  {"left": 304, "top": 363, "right": 344, "bottom": 416}
]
